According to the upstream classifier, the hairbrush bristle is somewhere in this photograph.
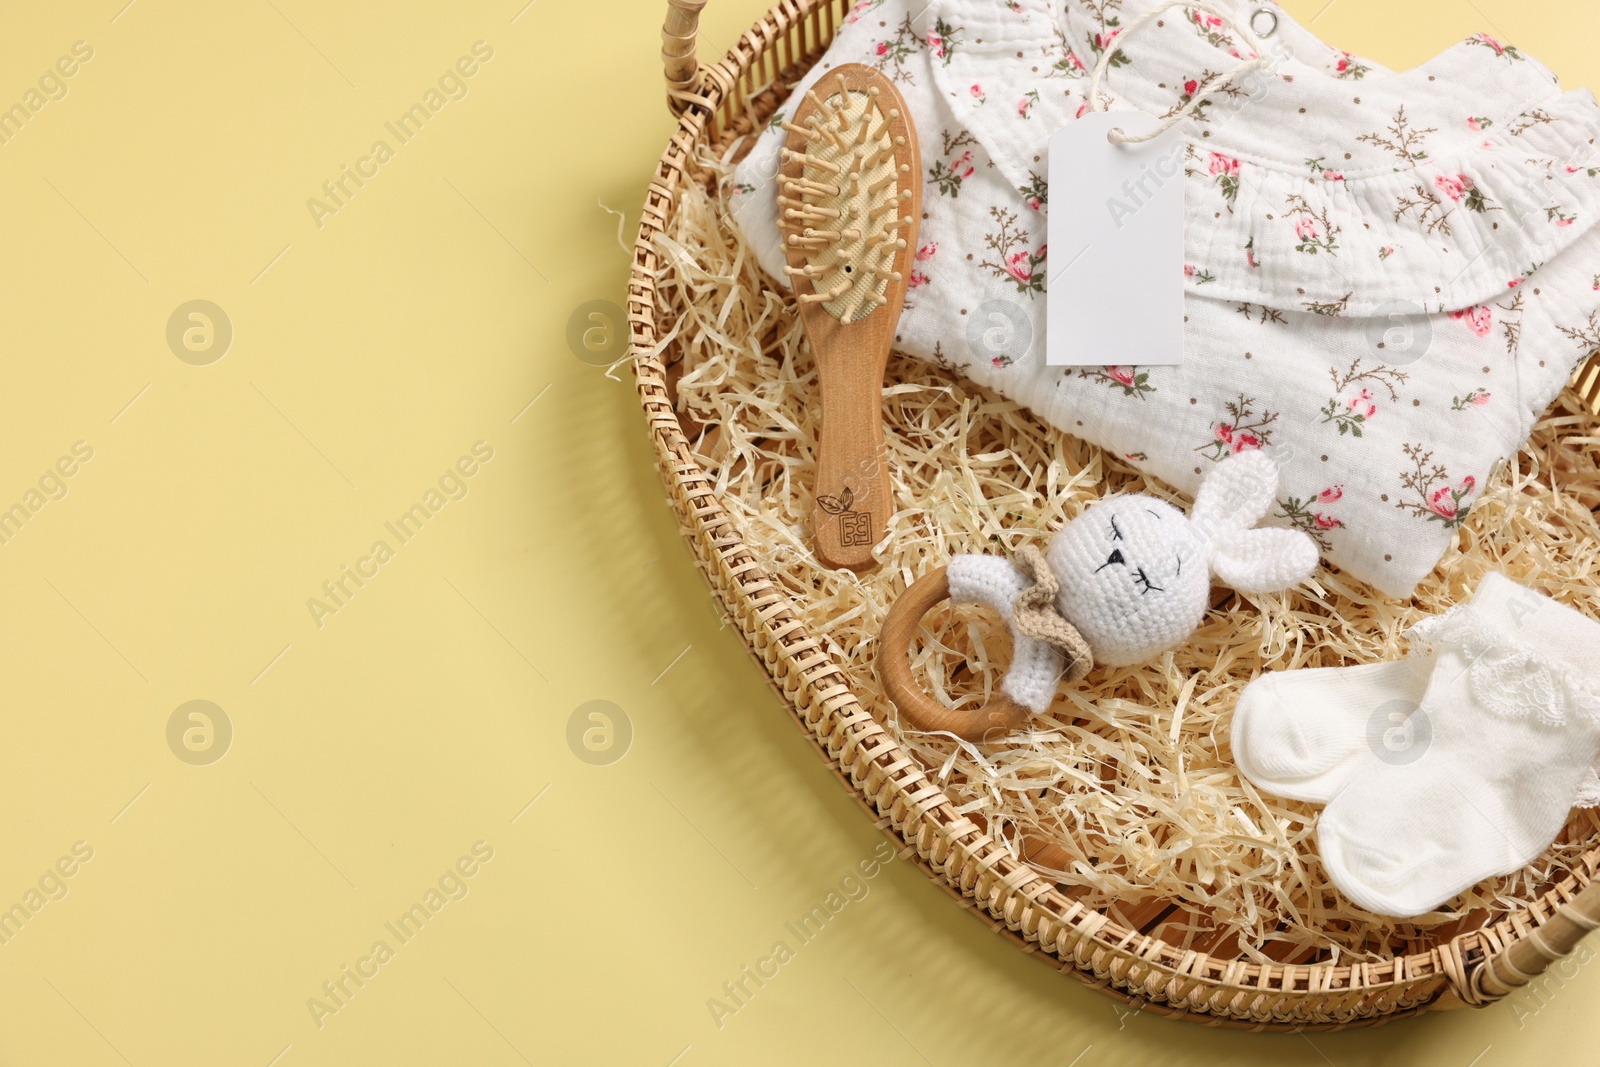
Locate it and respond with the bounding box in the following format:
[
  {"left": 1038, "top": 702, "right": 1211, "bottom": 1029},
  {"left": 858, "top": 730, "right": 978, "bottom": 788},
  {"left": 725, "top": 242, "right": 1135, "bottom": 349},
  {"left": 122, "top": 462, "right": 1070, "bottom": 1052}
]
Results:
[{"left": 777, "top": 73, "right": 914, "bottom": 324}]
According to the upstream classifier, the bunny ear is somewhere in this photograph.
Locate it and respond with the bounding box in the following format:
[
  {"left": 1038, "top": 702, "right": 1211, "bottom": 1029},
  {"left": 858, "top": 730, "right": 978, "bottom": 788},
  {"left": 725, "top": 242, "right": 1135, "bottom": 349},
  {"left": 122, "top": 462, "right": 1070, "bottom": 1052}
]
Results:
[
  {"left": 1209, "top": 527, "right": 1319, "bottom": 594},
  {"left": 1190, "top": 450, "right": 1280, "bottom": 532}
]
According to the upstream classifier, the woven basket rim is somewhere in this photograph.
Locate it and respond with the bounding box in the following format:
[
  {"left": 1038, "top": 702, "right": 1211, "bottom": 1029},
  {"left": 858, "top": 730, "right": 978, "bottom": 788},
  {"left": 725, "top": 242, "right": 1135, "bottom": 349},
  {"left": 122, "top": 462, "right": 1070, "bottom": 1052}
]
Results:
[{"left": 628, "top": 0, "right": 1600, "bottom": 1029}]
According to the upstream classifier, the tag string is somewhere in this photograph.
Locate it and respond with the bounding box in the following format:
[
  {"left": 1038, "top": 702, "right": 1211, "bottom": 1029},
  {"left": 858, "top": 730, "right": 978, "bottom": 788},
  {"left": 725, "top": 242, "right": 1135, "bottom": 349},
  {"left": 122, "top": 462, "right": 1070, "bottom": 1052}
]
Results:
[{"left": 1085, "top": 0, "right": 1273, "bottom": 144}]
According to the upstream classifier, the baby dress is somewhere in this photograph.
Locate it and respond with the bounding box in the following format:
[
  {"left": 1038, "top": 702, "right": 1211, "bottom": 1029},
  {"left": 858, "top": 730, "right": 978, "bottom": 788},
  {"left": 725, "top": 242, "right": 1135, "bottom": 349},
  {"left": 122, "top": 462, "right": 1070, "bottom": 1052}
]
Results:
[{"left": 728, "top": 0, "right": 1600, "bottom": 597}]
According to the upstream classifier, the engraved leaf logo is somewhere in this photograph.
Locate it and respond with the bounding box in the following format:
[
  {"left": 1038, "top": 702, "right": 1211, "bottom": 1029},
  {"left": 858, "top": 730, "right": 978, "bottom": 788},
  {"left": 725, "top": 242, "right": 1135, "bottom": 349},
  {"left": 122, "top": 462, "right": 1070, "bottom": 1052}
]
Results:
[{"left": 817, "top": 487, "right": 855, "bottom": 514}]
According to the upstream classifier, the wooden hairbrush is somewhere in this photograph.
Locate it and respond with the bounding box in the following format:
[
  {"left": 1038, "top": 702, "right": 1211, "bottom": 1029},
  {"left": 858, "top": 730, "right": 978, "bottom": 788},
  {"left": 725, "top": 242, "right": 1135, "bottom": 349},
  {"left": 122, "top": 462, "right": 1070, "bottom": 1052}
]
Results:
[{"left": 778, "top": 64, "right": 921, "bottom": 572}]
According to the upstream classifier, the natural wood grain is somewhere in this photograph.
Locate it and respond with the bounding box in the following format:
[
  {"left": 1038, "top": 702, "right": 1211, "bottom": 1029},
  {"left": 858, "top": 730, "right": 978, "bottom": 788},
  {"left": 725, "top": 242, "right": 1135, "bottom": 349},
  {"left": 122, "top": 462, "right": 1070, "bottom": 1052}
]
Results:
[
  {"left": 779, "top": 64, "right": 921, "bottom": 571},
  {"left": 877, "top": 566, "right": 1031, "bottom": 742}
]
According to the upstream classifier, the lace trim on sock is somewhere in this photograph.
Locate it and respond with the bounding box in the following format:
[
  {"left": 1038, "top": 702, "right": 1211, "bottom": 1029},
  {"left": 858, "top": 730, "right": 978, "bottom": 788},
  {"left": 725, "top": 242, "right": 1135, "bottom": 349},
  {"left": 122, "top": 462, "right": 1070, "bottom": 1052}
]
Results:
[
  {"left": 1406, "top": 605, "right": 1600, "bottom": 729},
  {"left": 1576, "top": 764, "right": 1600, "bottom": 809}
]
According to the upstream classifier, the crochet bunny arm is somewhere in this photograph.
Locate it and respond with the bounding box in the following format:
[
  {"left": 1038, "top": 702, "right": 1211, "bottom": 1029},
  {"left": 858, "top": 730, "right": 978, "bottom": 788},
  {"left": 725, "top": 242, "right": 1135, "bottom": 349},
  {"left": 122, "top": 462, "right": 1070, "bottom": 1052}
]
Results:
[{"left": 947, "top": 554, "right": 1064, "bottom": 714}]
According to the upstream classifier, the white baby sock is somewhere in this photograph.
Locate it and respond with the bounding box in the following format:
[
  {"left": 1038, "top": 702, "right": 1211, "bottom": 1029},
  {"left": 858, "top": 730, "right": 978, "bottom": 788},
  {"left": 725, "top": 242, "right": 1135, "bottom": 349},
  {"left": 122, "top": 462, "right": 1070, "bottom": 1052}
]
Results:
[
  {"left": 1313, "top": 572, "right": 1600, "bottom": 916},
  {"left": 1231, "top": 656, "right": 1434, "bottom": 803}
]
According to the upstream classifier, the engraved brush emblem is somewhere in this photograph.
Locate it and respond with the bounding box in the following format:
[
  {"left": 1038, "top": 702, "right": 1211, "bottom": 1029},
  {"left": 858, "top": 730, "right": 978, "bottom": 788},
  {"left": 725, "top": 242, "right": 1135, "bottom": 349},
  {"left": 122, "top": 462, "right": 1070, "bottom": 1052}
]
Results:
[{"left": 817, "top": 486, "right": 872, "bottom": 546}]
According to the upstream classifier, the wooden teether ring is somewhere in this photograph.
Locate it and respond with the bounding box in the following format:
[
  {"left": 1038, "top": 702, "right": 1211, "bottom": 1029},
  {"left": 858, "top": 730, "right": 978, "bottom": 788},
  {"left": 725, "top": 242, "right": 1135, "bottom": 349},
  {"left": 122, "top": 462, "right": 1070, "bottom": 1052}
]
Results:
[{"left": 878, "top": 566, "right": 1032, "bottom": 742}]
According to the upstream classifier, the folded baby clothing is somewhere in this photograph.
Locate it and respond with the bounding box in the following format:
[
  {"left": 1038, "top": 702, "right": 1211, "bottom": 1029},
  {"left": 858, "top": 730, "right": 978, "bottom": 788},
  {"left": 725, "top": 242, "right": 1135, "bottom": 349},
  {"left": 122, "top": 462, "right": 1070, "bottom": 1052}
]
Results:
[
  {"left": 1232, "top": 571, "right": 1600, "bottom": 916},
  {"left": 728, "top": 0, "right": 1600, "bottom": 597}
]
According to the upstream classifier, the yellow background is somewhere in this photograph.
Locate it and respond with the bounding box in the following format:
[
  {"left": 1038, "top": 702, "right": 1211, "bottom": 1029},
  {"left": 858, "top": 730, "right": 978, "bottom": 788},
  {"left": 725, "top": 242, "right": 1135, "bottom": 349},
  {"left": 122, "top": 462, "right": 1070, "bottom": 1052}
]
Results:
[{"left": 0, "top": 0, "right": 1595, "bottom": 1063}]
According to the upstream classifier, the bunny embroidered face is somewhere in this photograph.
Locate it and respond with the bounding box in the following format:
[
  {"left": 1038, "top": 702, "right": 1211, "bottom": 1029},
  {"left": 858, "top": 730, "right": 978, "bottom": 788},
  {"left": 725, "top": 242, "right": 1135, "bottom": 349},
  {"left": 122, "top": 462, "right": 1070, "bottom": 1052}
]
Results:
[{"left": 1047, "top": 495, "right": 1212, "bottom": 666}]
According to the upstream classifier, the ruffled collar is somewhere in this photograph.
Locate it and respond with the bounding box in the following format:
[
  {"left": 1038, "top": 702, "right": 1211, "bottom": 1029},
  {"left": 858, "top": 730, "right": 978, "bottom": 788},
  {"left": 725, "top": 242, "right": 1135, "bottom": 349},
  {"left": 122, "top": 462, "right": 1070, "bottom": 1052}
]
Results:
[
  {"left": 1056, "top": 0, "right": 1563, "bottom": 174},
  {"left": 923, "top": 0, "right": 1600, "bottom": 313}
]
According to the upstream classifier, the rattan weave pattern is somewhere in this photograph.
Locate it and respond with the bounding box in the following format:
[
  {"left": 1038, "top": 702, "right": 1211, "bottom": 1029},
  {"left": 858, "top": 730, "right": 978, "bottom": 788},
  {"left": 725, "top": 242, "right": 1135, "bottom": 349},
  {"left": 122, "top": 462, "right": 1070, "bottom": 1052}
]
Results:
[{"left": 627, "top": 0, "right": 1600, "bottom": 1028}]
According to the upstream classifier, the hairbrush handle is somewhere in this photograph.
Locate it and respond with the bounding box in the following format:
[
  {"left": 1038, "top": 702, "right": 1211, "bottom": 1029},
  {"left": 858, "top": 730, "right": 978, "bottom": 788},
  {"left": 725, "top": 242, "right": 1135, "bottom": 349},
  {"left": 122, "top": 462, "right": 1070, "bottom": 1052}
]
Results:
[{"left": 812, "top": 349, "right": 892, "bottom": 570}]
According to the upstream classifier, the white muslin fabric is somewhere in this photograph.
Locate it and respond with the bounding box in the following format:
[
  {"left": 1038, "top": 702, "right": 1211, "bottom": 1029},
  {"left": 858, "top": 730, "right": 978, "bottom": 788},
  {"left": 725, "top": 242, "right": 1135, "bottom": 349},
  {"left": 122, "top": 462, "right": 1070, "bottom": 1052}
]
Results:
[{"left": 727, "top": 0, "right": 1600, "bottom": 597}]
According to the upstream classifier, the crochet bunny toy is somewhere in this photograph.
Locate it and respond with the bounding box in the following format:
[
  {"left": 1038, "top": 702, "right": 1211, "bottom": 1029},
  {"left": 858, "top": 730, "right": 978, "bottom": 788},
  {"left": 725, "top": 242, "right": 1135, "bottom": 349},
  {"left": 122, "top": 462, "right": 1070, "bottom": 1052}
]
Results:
[{"left": 879, "top": 451, "right": 1317, "bottom": 740}]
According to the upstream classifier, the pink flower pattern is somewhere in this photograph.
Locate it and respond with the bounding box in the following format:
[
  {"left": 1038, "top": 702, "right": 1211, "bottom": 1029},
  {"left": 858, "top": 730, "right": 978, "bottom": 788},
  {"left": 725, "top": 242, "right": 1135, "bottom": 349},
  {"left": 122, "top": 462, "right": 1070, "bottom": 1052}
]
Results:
[
  {"left": 1196, "top": 395, "right": 1277, "bottom": 461},
  {"left": 1449, "top": 305, "right": 1493, "bottom": 336},
  {"left": 1398, "top": 444, "right": 1477, "bottom": 529},
  {"left": 1277, "top": 485, "right": 1346, "bottom": 550},
  {"left": 1205, "top": 152, "right": 1240, "bottom": 203},
  {"left": 906, "top": 243, "right": 935, "bottom": 290},
  {"left": 1347, "top": 388, "right": 1377, "bottom": 420},
  {"left": 843, "top": 0, "right": 882, "bottom": 24},
  {"left": 1434, "top": 174, "right": 1468, "bottom": 201},
  {"left": 745, "top": 10, "right": 1600, "bottom": 577}
]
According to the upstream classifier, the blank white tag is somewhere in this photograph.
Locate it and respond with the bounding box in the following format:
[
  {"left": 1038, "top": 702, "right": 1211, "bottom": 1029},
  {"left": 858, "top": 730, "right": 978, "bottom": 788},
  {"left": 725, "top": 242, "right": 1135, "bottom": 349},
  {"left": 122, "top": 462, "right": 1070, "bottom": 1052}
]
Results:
[{"left": 1047, "top": 111, "right": 1185, "bottom": 367}]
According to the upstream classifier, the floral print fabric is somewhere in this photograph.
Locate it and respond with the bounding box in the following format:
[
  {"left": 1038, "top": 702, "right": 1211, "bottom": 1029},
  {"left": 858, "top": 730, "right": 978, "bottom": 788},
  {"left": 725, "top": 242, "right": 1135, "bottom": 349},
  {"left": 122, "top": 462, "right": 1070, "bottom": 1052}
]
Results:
[{"left": 727, "top": 0, "right": 1600, "bottom": 597}]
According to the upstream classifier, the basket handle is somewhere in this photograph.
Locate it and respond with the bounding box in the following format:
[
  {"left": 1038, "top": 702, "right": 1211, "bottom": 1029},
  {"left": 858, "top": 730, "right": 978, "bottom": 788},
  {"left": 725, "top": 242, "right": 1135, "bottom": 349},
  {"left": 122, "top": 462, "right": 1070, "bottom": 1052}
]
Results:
[
  {"left": 1458, "top": 869, "right": 1600, "bottom": 1004},
  {"left": 662, "top": 0, "right": 708, "bottom": 113}
]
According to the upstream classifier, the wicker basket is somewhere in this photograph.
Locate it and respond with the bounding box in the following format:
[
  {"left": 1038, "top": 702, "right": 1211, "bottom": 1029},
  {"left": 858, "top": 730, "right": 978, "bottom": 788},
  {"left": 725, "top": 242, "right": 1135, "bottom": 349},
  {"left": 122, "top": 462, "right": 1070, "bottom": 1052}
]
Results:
[{"left": 629, "top": 0, "right": 1600, "bottom": 1029}]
